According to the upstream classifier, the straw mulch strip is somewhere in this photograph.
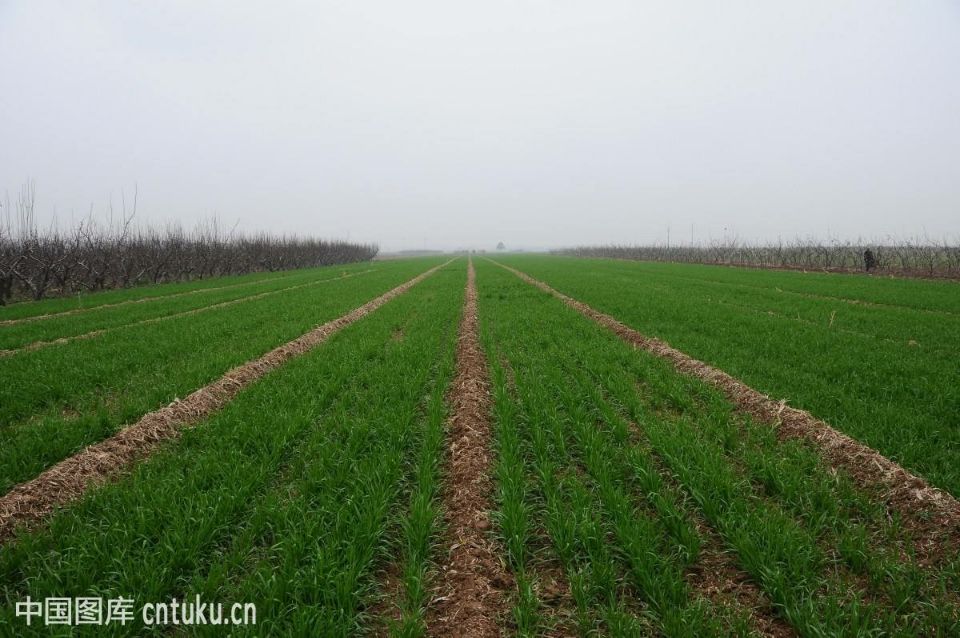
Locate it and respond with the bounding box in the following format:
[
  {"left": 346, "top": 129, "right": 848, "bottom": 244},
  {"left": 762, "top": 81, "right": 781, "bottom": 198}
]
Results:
[{"left": 428, "top": 261, "right": 513, "bottom": 638}]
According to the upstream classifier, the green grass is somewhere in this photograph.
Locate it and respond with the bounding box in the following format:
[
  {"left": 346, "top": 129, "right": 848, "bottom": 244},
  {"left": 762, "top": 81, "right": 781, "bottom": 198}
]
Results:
[
  {"left": 0, "top": 258, "right": 444, "bottom": 494},
  {"left": 0, "top": 267, "right": 320, "bottom": 322},
  {"left": 495, "top": 255, "right": 960, "bottom": 498},
  {"left": 612, "top": 259, "right": 960, "bottom": 314},
  {"left": 478, "top": 262, "right": 731, "bottom": 636},
  {"left": 474, "top": 259, "right": 958, "bottom": 636},
  {"left": 386, "top": 291, "right": 458, "bottom": 637},
  {"left": 0, "top": 261, "right": 464, "bottom": 637},
  {"left": 0, "top": 262, "right": 378, "bottom": 351},
  {"left": 0, "top": 255, "right": 956, "bottom": 637}
]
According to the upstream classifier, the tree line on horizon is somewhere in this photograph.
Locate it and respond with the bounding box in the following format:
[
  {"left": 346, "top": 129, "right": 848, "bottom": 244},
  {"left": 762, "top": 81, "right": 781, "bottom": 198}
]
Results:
[
  {"left": 556, "top": 239, "right": 960, "bottom": 278},
  {"left": 0, "top": 184, "right": 377, "bottom": 305}
]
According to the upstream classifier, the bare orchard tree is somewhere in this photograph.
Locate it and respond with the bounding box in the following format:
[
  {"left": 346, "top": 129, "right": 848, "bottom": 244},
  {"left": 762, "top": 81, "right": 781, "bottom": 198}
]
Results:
[
  {"left": 0, "top": 193, "right": 17, "bottom": 303},
  {"left": 0, "top": 185, "right": 378, "bottom": 305}
]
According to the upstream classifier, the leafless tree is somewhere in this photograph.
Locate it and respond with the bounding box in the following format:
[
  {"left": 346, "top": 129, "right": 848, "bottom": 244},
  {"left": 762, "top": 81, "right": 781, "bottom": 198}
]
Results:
[{"left": 0, "top": 184, "right": 378, "bottom": 305}]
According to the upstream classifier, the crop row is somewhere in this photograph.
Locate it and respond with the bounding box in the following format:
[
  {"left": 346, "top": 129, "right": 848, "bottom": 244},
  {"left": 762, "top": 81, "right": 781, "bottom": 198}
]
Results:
[
  {"left": 619, "top": 260, "right": 960, "bottom": 315},
  {"left": 496, "top": 255, "right": 960, "bottom": 499},
  {"left": 0, "top": 263, "right": 375, "bottom": 351},
  {"left": 1, "top": 256, "right": 956, "bottom": 636},
  {"left": 0, "top": 261, "right": 465, "bottom": 636},
  {"left": 0, "top": 258, "right": 444, "bottom": 494},
  {"left": 0, "top": 265, "right": 309, "bottom": 323},
  {"left": 476, "top": 259, "right": 958, "bottom": 636}
]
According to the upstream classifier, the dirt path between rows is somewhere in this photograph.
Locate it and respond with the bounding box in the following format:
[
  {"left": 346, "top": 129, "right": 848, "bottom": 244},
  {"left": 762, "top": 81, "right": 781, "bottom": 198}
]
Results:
[
  {"left": 492, "top": 260, "right": 960, "bottom": 565},
  {"left": 0, "top": 269, "right": 310, "bottom": 326},
  {"left": 0, "top": 269, "right": 375, "bottom": 358},
  {"left": 427, "top": 260, "right": 512, "bottom": 638},
  {"left": 0, "top": 262, "right": 450, "bottom": 543}
]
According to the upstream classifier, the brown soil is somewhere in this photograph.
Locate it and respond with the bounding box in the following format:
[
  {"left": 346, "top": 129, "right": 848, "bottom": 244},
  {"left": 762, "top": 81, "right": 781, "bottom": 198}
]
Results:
[
  {"left": 0, "top": 269, "right": 375, "bottom": 358},
  {"left": 493, "top": 260, "right": 960, "bottom": 565},
  {"left": 530, "top": 563, "right": 577, "bottom": 637},
  {"left": 428, "top": 260, "right": 513, "bottom": 638},
  {"left": 0, "top": 262, "right": 448, "bottom": 543},
  {"left": 369, "top": 562, "right": 405, "bottom": 636}
]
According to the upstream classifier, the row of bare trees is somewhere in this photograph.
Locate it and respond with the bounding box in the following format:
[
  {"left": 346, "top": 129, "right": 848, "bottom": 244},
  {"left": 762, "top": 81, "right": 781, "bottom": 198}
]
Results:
[
  {"left": 0, "top": 183, "right": 377, "bottom": 305},
  {"left": 556, "top": 239, "right": 960, "bottom": 278}
]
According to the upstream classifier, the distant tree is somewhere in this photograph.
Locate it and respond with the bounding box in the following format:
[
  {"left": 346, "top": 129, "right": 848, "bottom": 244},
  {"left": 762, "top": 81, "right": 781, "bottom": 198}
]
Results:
[
  {"left": 864, "top": 248, "right": 876, "bottom": 271},
  {"left": 496, "top": 241, "right": 505, "bottom": 251},
  {"left": 0, "top": 182, "right": 379, "bottom": 304}
]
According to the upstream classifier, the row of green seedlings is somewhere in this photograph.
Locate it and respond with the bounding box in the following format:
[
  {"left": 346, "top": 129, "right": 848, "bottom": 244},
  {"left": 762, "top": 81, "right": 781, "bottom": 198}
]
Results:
[
  {"left": 204, "top": 295, "right": 458, "bottom": 636},
  {"left": 386, "top": 313, "right": 459, "bottom": 637},
  {"left": 596, "top": 261, "right": 960, "bottom": 351},
  {"left": 482, "top": 263, "right": 958, "bottom": 635},
  {"left": 479, "top": 265, "right": 743, "bottom": 637},
  {"left": 628, "top": 272, "right": 960, "bottom": 365},
  {"left": 187, "top": 268, "right": 460, "bottom": 636},
  {"left": 0, "top": 262, "right": 378, "bottom": 351},
  {"left": 485, "top": 327, "right": 744, "bottom": 633},
  {"left": 0, "top": 266, "right": 463, "bottom": 636},
  {"left": 502, "top": 255, "right": 959, "bottom": 358},
  {"left": 499, "top": 256, "right": 960, "bottom": 519},
  {"left": 563, "top": 310, "right": 960, "bottom": 634},
  {"left": 641, "top": 259, "right": 960, "bottom": 315},
  {"left": 532, "top": 256, "right": 960, "bottom": 315},
  {"left": 0, "top": 261, "right": 434, "bottom": 496},
  {"left": 0, "top": 263, "right": 314, "bottom": 322},
  {"left": 487, "top": 357, "right": 542, "bottom": 635}
]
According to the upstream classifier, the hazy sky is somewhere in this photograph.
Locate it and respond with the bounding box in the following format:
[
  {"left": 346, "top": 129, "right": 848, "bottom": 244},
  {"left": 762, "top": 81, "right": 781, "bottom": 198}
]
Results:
[{"left": 1, "top": 2, "right": 958, "bottom": 251}]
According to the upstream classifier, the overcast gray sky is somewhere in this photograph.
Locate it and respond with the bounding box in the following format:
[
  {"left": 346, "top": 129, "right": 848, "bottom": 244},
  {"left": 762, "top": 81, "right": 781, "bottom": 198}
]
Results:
[{"left": 1, "top": 1, "right": 958, "bottom": 251}]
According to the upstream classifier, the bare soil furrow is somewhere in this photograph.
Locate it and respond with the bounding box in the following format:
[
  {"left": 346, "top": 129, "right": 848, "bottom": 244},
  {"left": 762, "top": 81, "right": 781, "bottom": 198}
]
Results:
[
  {"left": 427, "top": 260, "right": 512, "bottom": 638},
  {"left": 492, "top": 260, "right": 960, "bottom": 565},
  {"left": 0, "top": 262, "right": 448, "bottom": 543},
  {"left": 0, "top": 269, "right": 375, "bottom": 357},
  {"left": 530, "top": 561, "right": 577, "bottom": 637},
  {"left": 370, "top": 563, "right": 405, "bottom": 636}
]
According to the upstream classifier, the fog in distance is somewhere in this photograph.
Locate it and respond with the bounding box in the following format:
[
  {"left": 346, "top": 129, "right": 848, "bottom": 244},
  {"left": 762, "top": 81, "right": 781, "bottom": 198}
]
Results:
[{"left": 1, "top": 1, "right": 958, "bottom": 251}]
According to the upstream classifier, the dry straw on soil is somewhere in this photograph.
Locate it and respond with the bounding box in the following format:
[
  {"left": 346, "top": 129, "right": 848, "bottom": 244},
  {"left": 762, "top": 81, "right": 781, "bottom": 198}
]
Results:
[
  {"left": 493, "top": 260, "right": 960, "bottom": 564},
  {"left": 0, "top": 262, "right": 449, "bottom": 542},
  {"left": 428, "top": 260, "right": 512, "bottom": 638}
]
